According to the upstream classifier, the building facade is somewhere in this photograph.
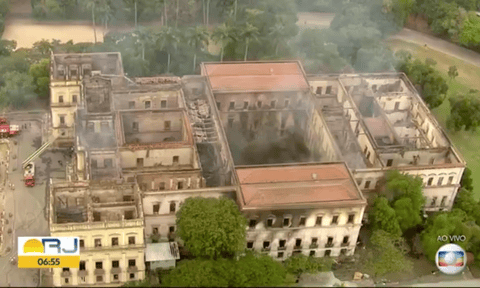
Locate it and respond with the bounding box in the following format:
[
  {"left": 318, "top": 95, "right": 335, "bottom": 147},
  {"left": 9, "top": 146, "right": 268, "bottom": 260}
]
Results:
[
  {"left": 45, "top": 54, "right": 467, "bottom": 286},
  {"left": 308, "top": 73, "right": 466, "bottom": 213},
  {"left": 49, "top": 180, "right": 145, "bottom": 286},
  {"left": 235, "top": 163, "right": 367, "bottom": 260}
]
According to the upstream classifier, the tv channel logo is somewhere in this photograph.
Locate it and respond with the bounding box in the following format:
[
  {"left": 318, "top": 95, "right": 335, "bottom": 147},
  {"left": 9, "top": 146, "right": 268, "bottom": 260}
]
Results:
[
  {"left": 435, "top": 243, "right": 467, "bottom": 275},
  {"left": 18, "top": 237, "right": 80, "bottom": 268}
]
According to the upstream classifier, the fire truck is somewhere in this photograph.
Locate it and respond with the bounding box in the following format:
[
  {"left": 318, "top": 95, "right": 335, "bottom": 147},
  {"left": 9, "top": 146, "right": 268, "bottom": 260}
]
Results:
[
  {"left": 0, "top": 117, "right": 19, "bottom": 138},
  {"left": 24, "top": 162, "right": 35, "bottom": 187}
]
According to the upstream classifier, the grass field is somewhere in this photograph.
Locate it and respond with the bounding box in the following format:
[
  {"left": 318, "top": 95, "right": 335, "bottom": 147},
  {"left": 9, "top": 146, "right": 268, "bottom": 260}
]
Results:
[{"left": 387, "top": 39, "right": 480, "bottom": 200}]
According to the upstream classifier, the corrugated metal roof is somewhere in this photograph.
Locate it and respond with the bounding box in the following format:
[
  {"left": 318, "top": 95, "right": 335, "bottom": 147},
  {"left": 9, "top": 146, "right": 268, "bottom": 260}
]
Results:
[
  {"left": 203, "top": 62, "right": 310, "bottom": 92},
  {"left": 145, "top": 242, "right": 180, "bottom": 262}
]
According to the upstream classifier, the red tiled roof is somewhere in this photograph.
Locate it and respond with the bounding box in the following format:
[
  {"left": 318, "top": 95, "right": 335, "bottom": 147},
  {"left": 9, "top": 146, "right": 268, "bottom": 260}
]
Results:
[
  {"left": 236, "top": 164, "right": 362, "bottom": 207},
  {"left": 203, "top": 62, "right": 310, "bottom": 92}
]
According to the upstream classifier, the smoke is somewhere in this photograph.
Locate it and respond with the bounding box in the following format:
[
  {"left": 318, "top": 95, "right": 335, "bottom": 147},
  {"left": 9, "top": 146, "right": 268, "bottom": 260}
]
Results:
[{"left": 225, "top": 109, "right": 315, "bottom": 166}]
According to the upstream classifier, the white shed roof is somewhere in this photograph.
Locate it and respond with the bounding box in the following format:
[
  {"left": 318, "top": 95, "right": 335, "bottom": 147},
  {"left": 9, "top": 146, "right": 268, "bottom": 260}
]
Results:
[{"left": 145, "top": 242, "right": 180, "bottom": 262}]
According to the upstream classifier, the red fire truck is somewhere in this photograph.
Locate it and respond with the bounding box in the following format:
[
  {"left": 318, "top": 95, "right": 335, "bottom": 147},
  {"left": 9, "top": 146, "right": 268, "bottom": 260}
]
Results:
[
  {"left": 24, "top": 162, "right": 35, "bottom": 187},
  {"left": 0, "top": 117, "right": 19, "bottom": 137}
]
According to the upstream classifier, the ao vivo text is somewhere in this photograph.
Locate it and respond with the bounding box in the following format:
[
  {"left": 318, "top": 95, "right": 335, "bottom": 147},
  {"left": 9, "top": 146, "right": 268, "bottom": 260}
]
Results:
[{"left": 437, "top": 235, "right": 466, "bottom": 242}]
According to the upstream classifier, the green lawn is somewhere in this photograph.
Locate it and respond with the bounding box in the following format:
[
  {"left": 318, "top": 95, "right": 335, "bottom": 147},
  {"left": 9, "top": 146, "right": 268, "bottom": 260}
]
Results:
[{"left": 387, "top": 39, "right": 480, "bottom": 200}]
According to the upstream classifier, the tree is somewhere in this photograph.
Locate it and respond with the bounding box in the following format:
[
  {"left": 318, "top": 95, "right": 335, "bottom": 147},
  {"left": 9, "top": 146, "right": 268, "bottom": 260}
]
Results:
[
  {"left": 365, "top": 230, "right": 413, "bottom": 277},
  {"left": 284, "top": 254, "right": 333, "bottom": 278},
  {"left": 295, "top": 28, "right": 348, "bottom": 73},
  {"left": 241, "top": 22, "right": 260, "bottom": 61},
  {"left": 459, "top": 12, "right": 480, "bottom": 46},
  {"left": 97, "top": 0, "right": 114, "bottom": 32},
  {"left": 369, "top": 197, "right": 402, "bottom": 236},
  {"left": 0, "top": 40, "right": 16, "bottom": 57},
  {"left": 162, "top": 258, "right": 232, "bottom": 287},
  {"left": 212, "top": 23, "right": 236, "bottom": 61},
  {"left": 460, "top": 167, "right": 473, "bottom": 192},
  {"left": 454, "top": 188, "right": 480, "bottom": 225},
  {"left": 176, "top": 197, "right": 247, "bottom": 259},
  {"left": 85, "top": 0, "right": 98, "bottom": 43},
  {"left": 391, "top": 0, "right": 415, "bottom": 27},
  {"left": 162, "top": 253, "right": 287, "bottom": 287},
  {"left": 421, "top": 209, "right": 480, "bottom": 261},
  {"left": 398, "top": 57, "right": 448, "bottom": 109},
  {"left": 268, "top": 21, "right": 287, "bottom": 56},
  {"left": 0, "top": 71, "right": 36, "bottom": 109},
  {"left": 448, "top": 65, "right": 459, "bottom": 81},
  {"left": 186, "top": 26, "right": 209, "bottom": 72},
  {"left": 154, "top": 26, "right": 180, "bottom": 73},
  {"left": 232, "top": 253, "right": 287, "bottom": 287},
  {"left": 133, "top": 26, "right": 153, "bottom": 61},
  {"left": 28, "top": 58, "right": 50, "bottom": 99},
  {"left": 382, "top": 170, "right": 425, "bottom": 212},
  {"left": 393, "top": 197, "right": 422, "bottom": 233},
  {"left": 447, "top": 91, "right": 480, "bottom": 132},
  {"left": 32, "top": 39, "right": 53, "bottom": 56}
]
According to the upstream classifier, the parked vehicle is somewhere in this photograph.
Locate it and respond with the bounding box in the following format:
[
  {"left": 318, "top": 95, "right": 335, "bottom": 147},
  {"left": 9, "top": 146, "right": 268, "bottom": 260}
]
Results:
[
  {"left": 24, "top": 162, "right": 35, "bottom": 187},
  {"left": 0, "top": 117, "right": 20, "bottom": 137}
]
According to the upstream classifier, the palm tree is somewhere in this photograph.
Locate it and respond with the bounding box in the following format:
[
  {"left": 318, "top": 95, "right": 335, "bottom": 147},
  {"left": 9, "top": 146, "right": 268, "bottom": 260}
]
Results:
[
  {"left": 134, "top": 26, "right": 153, "bottom": 61},
  {"left": 97, "top": 0, "right": 113, "bottom": 37},
  {"left": 241, "top": 22, "right": 260, "bottom": 61},
  {"left": 187, "top": 26, "right": 209, "bottom": 72},
  {"left": 33, "top": 39, "right": 53, "bottom": 56},
  {"left": 175, "top": 0, "right": 179, "bottom": 28},
  {"left": 85, "top": 0, "right": 98, "bottom": 43},
  {"left": 206, "top": 0, "right": 211, "bottom": 27},
  {"left": 268, "top": 22, "right": 286, "bottom": 56},
  {"left": 212, "top": 23, "right": 236, "bottom": 61},
  {"left": 162, "top": 0, "right": 168, "bottom": 26},
  {"left": 155, "top": 27, "right": 180, "bottom": 73}
]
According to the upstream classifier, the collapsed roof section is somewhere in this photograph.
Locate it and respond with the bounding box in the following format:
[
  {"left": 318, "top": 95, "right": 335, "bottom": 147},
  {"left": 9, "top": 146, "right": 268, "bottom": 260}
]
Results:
[
  {"left": 51, "top": 52, "right": 124, "bottom": 81},
  {"left": 309, "top": 72, "right": 465, "bottom": 169},
  {"left": 116, "top": 109, "right": 194, "bottom": 149},
  {"left": 49, "top": 180, "right": 143, "bottom": 231}
]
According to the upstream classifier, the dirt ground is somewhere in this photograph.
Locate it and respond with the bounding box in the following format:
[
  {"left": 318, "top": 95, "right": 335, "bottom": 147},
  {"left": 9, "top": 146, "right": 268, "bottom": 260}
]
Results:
[{"left": 2, "top": 0, "right": 107, "bottom": 48}]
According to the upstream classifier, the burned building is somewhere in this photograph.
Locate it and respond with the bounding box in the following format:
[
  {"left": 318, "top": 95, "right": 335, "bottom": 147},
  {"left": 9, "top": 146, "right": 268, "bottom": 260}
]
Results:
[
  {"left": 237, "top": 162, "right": 366, "bottom": 259},
  {"left": 201, "top": 61, "right": 340, "bottom": 165},
  {"left": 49, "top": 180, "right": 145, "bottom": 286},
  {"left": 308, "top": 73, "right": 466, "bottom": 212},
  {"left": 50, "top": 52, "right": 124, "bottom": 147}
]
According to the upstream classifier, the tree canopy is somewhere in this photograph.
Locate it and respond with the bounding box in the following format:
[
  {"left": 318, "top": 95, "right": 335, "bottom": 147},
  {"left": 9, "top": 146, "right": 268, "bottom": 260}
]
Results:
[
  {"left": 176, "top": 197, "right": 247, "bottom": 259},
  {"left": 460, "top": 167, "right": 474, "bottom": 192},
  {"left": 454, "top": 188, "right": 480, "bottom": 225},
  {"left": 283, "top": 254, "right": 333, "bottom": 277},
  {"left": 372, "top": 170, "right": 425, "bottom": 234},
  {"left": 365, "top": 229, "right": 413, "bottom": 277},
  {"left": 28, "top": 58, "right": 50, "bottom": 99},
  {"left": 0, "top": 71, "right": 36, "bottom": 109},
  {"left": 161, "top": 253, "right": 287, "bottom": 287},
  {"left": 395, "top": 52, "right": 449, "bottom": 109},
  {"left": 422, "top": 209, "right": 480, "bottom": 261},
  {"left": 369, "top": 197, "right": 402, "bottom": 236},
  {"left": 382, "top": 170, "right": 425, "bottom": 213},
  {"left": 447, "top": 90, "right": 480, "bottom": 132}
]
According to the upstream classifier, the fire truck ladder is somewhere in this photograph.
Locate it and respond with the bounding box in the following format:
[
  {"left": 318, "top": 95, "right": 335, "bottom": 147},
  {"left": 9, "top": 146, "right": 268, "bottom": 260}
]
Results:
[{"left": 22, "top": 134, "right": 58, "bottom": 168}]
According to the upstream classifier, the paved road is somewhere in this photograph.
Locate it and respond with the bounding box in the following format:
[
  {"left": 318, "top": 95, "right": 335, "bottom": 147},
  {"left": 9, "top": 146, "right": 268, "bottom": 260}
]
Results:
[
  {"left": 389, "top": 28, "right": 480, "bottom": 68},
  {"left": 0, "top": 115, "right": 50, "bottom": 287},
  {"left": 296, "top": 12, "right": 480, "bottom": 69}
]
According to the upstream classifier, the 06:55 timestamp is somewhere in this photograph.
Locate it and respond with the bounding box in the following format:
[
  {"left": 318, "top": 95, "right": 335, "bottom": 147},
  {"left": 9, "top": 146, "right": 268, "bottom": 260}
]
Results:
[{"left": 37, "top": 258, "right": 60, "bottom": 266}]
